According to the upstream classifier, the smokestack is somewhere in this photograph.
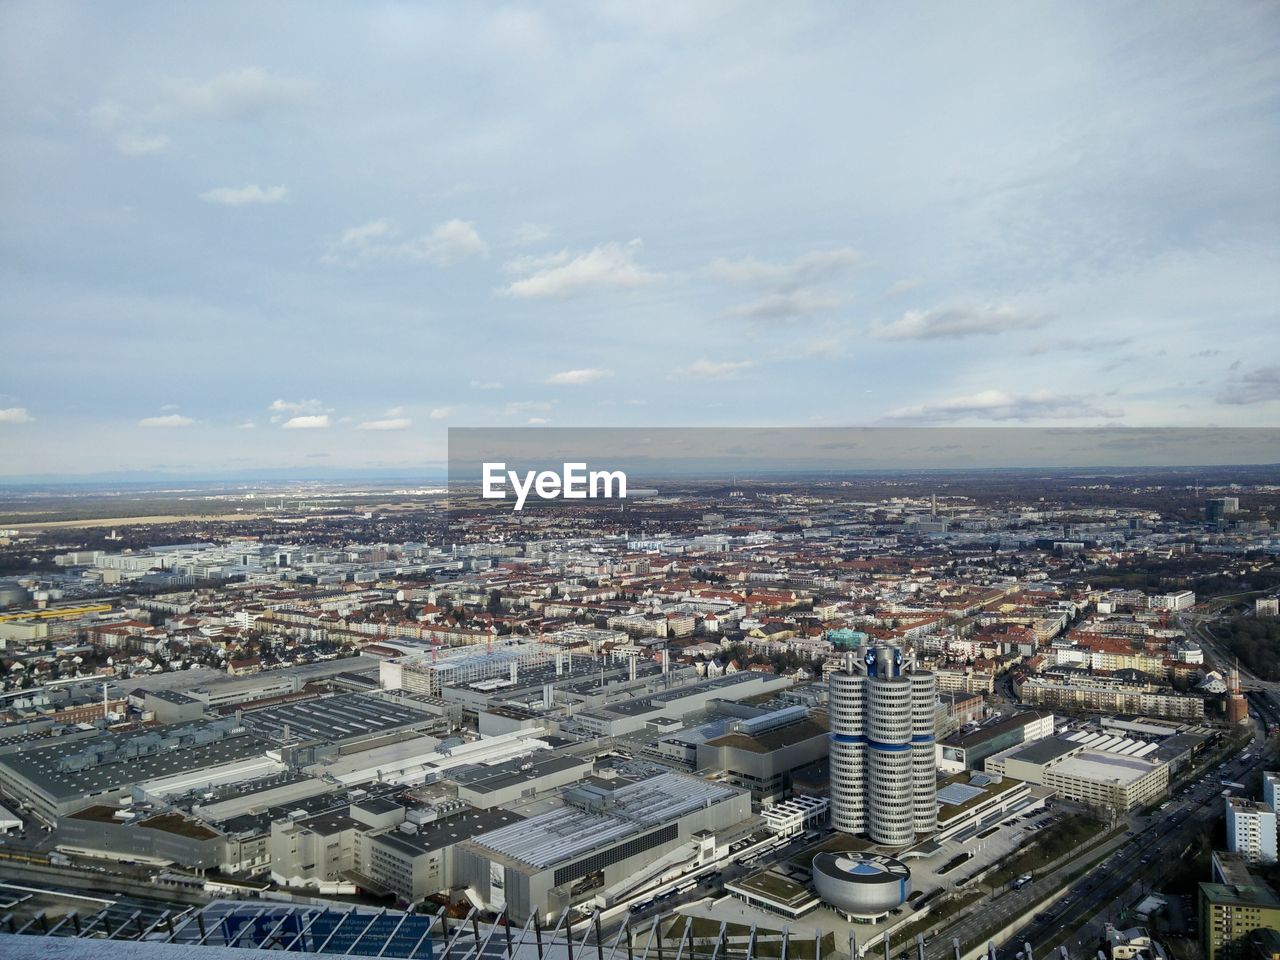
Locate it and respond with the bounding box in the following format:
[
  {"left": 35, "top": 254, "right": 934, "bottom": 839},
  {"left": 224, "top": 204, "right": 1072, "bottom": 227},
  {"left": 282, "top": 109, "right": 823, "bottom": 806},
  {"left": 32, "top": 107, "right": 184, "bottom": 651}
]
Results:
[
  {"left": 662, "top": 648, "right": 669, "bottom": 675},
  {"left": 102, "top": 682, "right": 108, "bottom": 721},
  {"left": 629, "top": 656, "right": 637, "bottom": 682},
  {"left": 556, "top": 651, "right": 564, "bottom": 676},
  {"left": 543, "top": 683, "right": 554, "bottom": 710},
  {"left": 510, "top": 662, "right": 519, "bottom": 684}
]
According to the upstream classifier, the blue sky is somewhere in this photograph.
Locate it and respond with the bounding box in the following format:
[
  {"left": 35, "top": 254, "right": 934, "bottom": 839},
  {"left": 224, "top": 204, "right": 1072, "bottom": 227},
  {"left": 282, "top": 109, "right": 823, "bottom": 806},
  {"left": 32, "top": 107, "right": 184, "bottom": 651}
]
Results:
[{"left": 1, "top": 2, "right": 1278, "bottom": 477}]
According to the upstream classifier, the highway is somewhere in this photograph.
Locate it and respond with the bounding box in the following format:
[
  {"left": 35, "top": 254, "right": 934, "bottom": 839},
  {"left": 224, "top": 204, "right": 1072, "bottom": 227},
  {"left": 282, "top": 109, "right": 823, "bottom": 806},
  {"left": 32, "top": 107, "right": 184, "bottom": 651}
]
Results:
[
  {"left": 995, "top": 736, "right": 1266, "bottom": 960},
  {"left": 920, "top": 723, "right": 1262, "bottom": 960}
]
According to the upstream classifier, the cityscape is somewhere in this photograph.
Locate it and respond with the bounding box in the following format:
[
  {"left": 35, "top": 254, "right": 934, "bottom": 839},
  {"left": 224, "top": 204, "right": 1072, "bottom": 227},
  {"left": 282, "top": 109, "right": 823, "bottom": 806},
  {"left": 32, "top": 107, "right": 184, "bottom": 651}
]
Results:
[
  {"left": 0, "top": 466, "right": 1278, "bottom": 960},
  {"left": 2, "top": 4, "right": 1279, "bottom": 960}
]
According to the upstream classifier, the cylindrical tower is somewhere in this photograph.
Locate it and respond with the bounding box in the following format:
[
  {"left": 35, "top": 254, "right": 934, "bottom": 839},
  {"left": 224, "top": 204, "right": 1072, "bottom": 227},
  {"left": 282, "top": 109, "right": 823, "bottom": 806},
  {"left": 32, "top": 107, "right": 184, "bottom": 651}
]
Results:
[
  {"left": 829, "top": 655, "right": 867, "bottom": 834},
  {"left": 909, "top": 670, "right": 937, "bottom": 834},
  {"left": 830, "top": 644, "right": 937, "bottom": 846},
  {"left": 866, "top": 670, "right": 914, "bottom": 846}
]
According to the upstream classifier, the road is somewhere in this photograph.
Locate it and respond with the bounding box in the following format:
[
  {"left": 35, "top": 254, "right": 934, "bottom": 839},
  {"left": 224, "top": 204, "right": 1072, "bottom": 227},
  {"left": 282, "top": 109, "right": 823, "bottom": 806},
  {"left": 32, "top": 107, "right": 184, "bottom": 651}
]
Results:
[
  {"left": 919, "top": 727, "right": 1260, "bottom": 960},
  {"left": 996, "top": 742, "right": 1266, "bottom": 960}
]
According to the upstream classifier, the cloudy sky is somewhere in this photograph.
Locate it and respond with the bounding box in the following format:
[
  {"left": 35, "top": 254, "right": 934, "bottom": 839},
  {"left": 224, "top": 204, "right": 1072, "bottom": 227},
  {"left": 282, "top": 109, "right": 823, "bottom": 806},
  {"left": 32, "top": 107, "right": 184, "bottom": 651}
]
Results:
[{"left": 1, "top": 2, "right": 1278, "bottom": 478}]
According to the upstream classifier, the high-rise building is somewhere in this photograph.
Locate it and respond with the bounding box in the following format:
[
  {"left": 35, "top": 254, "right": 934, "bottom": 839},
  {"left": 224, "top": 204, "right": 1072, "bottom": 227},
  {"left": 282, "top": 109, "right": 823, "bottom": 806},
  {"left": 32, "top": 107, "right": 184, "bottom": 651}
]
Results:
[
  {"left": 1207, "top": 497, "right": 1241, "bottom": 521},
  {"left": 828, "top": 644, "right": 936, "bottom": 846},
  {"left": 1226, "top": 797, "right": 1277, "bottom": 864}
]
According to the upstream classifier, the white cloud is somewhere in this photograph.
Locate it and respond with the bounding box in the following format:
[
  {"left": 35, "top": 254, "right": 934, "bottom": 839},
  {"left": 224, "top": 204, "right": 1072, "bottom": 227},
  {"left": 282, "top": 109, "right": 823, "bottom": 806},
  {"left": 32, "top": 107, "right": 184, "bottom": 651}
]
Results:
[
  {"left": 341, "top": 219, "right": 393, "bottom": 246},
  {"left": 0, "top": 407, "right": 33, "bottom": 424},
  {"left": 886, "top": 278, "right": 924, "bottom": 297},
  {"left": 399, "top": 219, "right": 487, "bottom": 265},
  {"left": 470, "top": 380, "right": 504, "bottom": 390},
  {"left": 357, "top": 417, "right": 412, "bottom": 430},
  {"left": 237, "top": 421, "right": 256, "bottom": 429},
  {"left": 429, "top": 406, "right": 454, "bottom": 420},
  {"left": 527, "top": 417, "right": 550, "bottom": 424},
  {"left": 325, "top": 218, "right": 486, "bottom": 267},
  {"left": 504, "top": 400, "right": 552, "bottom": 416},
  {"left": 282, "top": 414, "right": 331, "bottom": 429},
  {"left": 1023, "top": 336, "right": 1132, "bottom": 356},
  {"left": 269, "top": 398, "right": 329, "bottom": 423},
  {"left": 508, "top": 222, "right": 550, "bottom": 246},
  {"left": 713, "top": 248, "right": 859, "bottom": 324},
  {"left": 87, "top": 100, "right": 172, "bottom": 156},
  {"left": 544, "top": 368, "right": 613, "bottom": 385},
  {"left": 726, "top": 290, "right": 843, "bottom": 322},
  {"left": 200, "top": 184, "right": 288, "bottom": 206},
  {"left": 270, "top": 398, "right": 326, "bottom": 414},
  {"left": 670, "top": 359, "right": 755, "bottom": 380},
  {"left": 707, "top": 248, "right": 859, "bottom": 286},
  {"left": 503, "top": 240, "right": 659, "bottom": 298},
  {"left": 1217, "top": 365, "right": 1280, "bottom": 405},
  {"left": 502, "top": 251, "right": 569, "bottom": 275},
  {"left": 872, "top": 304, "right": 1048, "bottom": 341},
  {"left": 138, "top": 414, "right": 195, "bottom": 428},
  {"left": 115, "top": 132, "right": 171, "bottom": 155},
  {"left": 166, "top": 67, "right": 313, "bottom": 120},
  {"left": 888, "top": 390, "right": 1122, "bottom": 422}
]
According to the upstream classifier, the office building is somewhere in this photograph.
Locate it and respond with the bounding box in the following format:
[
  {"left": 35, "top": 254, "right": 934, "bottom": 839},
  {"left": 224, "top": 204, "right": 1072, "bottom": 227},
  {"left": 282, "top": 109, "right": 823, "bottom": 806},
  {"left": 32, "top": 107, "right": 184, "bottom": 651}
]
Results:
[
  {"left": 1206, "top": 497, "right": 1241, "bottom": 521},
  {"left": 828, "top": 645, "right": 937, "bottom": 846},
  {"left": 936, "top": 710, "right": 1055, "bottom": 774}
]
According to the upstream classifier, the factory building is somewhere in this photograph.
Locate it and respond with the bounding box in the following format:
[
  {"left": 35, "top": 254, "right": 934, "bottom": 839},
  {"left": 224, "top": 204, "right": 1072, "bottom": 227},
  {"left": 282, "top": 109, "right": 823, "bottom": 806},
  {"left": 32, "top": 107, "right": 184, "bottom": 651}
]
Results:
[
  {"left": 456, "top": 771, "right": 751, "bottom": 922},
  {"left": 0, "top": 719, "right": 272, "bottom": 822},
  {"left": 570, "top": 672, "right": 792, "bottom": 738},
  {"left": 828, "top": 645, "right": 937, "bottom": 846},
  {"left": 694, "top": 705, "right": 830, "bottom": 805},
  {"left": 361, "top": 807, "right": 525, "bottom": 904}
]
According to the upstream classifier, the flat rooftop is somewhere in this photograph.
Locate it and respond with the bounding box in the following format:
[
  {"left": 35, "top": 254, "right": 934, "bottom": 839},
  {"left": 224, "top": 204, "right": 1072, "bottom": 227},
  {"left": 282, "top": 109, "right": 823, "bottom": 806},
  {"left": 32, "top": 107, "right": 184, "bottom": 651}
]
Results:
[
  {"left": 467, "top": 772, "right": 739, "bottom": 869},
  {"left": 704, "top": 717, "right": 829, "bottom": 754},
  {"left": 1007, "top": 737, "right": 1082, "bottom": 767},
  {"left": 936, "top": 773, "right": 1025, "bottom": 819},
  {"left": 730, "top": 869, "right": 815, "bottom": 908},
  {"left": 1201, "top": 883, "right": 1280, "bottom": 908},
  {"left": 372, "top": 808, "right": 524, "bottom": 857},
  {"left": 0, "top": 727, "right": 271, "bottom": 801},
  {"left": 239, "top": 692, "right": 430, "bottom": 744},
  {"left": 450, "top": 753, "right": 590, "bottom": 795},
  {"left": 1052, "top": 750, "right": 1159, "bottom": 785},
  {"left": 941, "top": 711, "right": 1052, "bottom": 750}
]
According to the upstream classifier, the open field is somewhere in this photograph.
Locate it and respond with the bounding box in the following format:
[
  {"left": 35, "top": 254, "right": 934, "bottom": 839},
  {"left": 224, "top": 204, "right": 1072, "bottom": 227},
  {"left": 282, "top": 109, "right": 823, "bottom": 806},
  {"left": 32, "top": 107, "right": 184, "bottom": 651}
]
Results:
[{"left": 6, "top": 513, "right": 273, "bottom": 530}]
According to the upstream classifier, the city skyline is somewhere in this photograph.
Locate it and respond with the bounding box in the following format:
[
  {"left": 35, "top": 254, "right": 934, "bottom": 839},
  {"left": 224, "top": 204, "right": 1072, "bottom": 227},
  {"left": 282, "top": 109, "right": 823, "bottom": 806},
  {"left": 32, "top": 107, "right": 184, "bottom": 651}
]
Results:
[{"left": 2, "top": 2, "right": 1279, "bottom": 477}]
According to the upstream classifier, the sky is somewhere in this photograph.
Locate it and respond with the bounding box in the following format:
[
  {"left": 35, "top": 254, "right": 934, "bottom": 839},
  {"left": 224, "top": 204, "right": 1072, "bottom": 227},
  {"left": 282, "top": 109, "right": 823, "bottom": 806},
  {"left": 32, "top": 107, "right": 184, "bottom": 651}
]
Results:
[{"left": 1, "top": 1, "right": 1278, "bottom": 478}]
